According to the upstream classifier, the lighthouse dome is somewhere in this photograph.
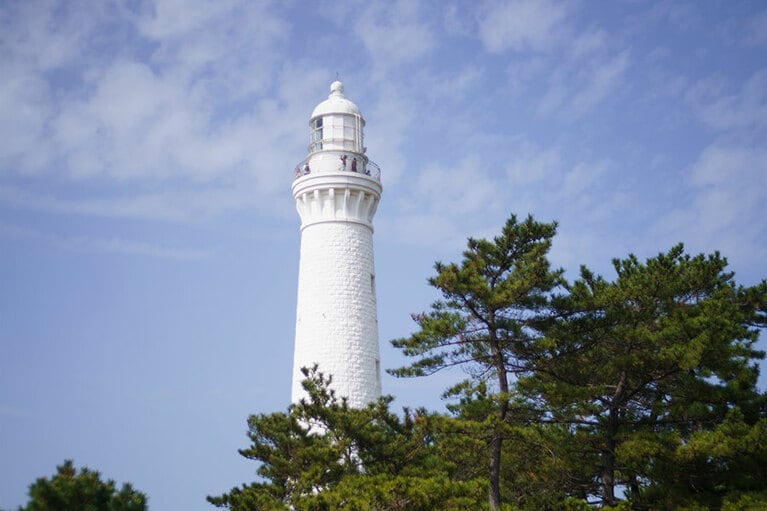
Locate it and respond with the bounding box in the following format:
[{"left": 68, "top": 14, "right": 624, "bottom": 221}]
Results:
[{"left": 311, "top": 81, "right": 361, "bottom": 118}]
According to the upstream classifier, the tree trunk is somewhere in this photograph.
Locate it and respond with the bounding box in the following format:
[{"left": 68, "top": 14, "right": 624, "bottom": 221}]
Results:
[
  {"left": 602, "top": 415, "right": 617, "bottom": 506},
  {"left": 489, "top": 432, "right": 503, "bottom": 510},
  {"left": 488, "top": 318, "right": 508, "bottom": 510},
  {"left": 602, "top": 371, "right": 626, "bottom": 506}
]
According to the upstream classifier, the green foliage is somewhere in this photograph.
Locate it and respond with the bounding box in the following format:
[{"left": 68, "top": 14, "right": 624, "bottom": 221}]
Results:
[
  {"left": 529, "top": 244, "right": 767, "bottom": 506},
  {"left": 312, "top": 474, "right": 486, "bottom": 510},
  {"left": 721, "top": 491, "right": 767, "bottom": 511},
  {"left": 390, "top": 214, "right": 564, "bottom": 382},
  {"left": 215, "top": 215, "right": 767, "bottom": 511},
  {"left": 637, "top": 409, "right": 767, "bottom": 509},
  {"left": 439, "top": 383, "right": 592, "bottom": 509},
  {"left": 557, "top": 497, "right": 591, "bottom": 511},
  {"left": 208, "top": 366, "right": 486, "bottom": 510},
  {"left": 19, "top": 460, "right": 146, "bottom": 511},
  {"left": 390, "top": 214, "right": 564, "bottom": 509}
]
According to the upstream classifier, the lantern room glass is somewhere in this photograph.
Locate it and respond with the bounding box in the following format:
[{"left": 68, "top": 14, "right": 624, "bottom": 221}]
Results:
[{"left": 308, "top": 114, "right": 363, "bottom": 154}]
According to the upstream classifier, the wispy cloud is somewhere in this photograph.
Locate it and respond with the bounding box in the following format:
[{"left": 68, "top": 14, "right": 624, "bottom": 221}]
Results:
[
  {"left": 416, "top": 155, "right": 498, "bottom": 215},
  {"left": 0, "top": 222, "right": 212, "bottom": 260},
  {"left": 478, "top": 0, "right": 567, "bottom": 53},
  {"left": 687, "top": 69, "right": 767, "bottom": 131},
  {"left": 354, "top": 0, "right": 436, "bottom": 78},
  {"left": 537, "top": 49, "right": 631, "bottom": 120},
  {"left": 136, "top": 0, "right": 288, "bottom": 101},
  {"left": 366, "top": 82, "right": 416, "bottom": 186},
  {"left": 569, "top": 29, "right": 608, "bottom": 59},
  {"left": 656, "top": 142, "right": 767, "bottom": 276},
  {"left": 569, "top": 50, "right": 631, "bottom": 117},
  {"left": 0, "top": 181, "right": 288, "bottom": 223},
  {"left": 381, "top": 154, "right": 504, "bottom": 251},
  {"left": 742, "top": 8, "right": 767, "bottom": 47},
  {"left": 0, "top": 0, "right": 302, "bottom": 190},
  {"left": 506, "top": 143, "right": 562, "bottom": 185},
  {"left": 0, "top": 0, "right": 764, "bottom": 278}
]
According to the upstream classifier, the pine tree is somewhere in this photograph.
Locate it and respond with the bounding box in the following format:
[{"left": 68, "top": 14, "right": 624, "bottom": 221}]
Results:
[
  {"left": 389, "top": 214, "right": 564, "bottom": 510},
  {"left": 20, "top": 460, "right": 146, "bottom": 511},
  {"left": 528, "top": 245, "right": 767, "bottom": 506},
  {"left": 208, "top": 366, "right": 486, "bottom": 510}
]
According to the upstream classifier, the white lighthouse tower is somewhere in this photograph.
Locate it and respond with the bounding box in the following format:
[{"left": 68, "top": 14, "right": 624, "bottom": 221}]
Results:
[{"left": 290, "top": 81, "right": 382, "bottom": 408}]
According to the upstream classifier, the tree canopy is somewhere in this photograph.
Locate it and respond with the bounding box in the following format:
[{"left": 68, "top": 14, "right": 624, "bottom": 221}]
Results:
[
  {"left": 208, "top": 366, "right": 487, "bottom": 510},
  {"left": 390, "top": 214, "right": 564, "bottom": 509},
  {"left": 388, "top": 216, "right": 766, "bottom": 509},
  {"left": 18, "top": 460, "right": 146, "bottom": 511},
  {"left": 215, "top": 214, "right": 767, "bottom": 511},
  {"left": 526, "top": 245, "right": 767, "bottom": 506}
]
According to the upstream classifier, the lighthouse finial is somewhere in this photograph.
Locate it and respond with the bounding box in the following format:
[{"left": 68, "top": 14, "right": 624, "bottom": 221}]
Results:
[{"left": 330, "top": 80, "right": 344, "bottom": 96}]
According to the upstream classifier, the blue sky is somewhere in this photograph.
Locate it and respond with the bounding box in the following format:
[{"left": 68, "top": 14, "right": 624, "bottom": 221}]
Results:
[{"left": 1, "top": 1, "right": 766, "bottom": 509}]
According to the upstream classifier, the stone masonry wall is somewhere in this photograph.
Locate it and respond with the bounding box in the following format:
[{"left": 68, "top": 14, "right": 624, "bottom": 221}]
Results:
[{"left": 291, "top": 220, "right": 381, "bottom": 408}]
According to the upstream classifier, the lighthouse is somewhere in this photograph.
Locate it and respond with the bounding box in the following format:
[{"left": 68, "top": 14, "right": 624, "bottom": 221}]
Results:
[{"left": 290, "top": 81, "right": 382, "bottom": 408}]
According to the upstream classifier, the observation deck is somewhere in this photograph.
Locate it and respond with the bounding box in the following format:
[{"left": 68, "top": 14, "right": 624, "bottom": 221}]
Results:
[{"left": 293, "top": 157, "right": 381, "bottom": 181}]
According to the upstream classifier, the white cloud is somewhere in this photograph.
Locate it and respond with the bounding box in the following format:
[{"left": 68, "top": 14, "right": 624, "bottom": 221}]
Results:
[
  {"left": 75, "top": 236, "right": 212, "bottom": 260},
  {"left": 51, "top": 60, "right": 203, "bottom": 180},
  {"left": 691, "top": 146, "right": 749, "bottom": 187},
  {"left": 136, "top": 0, "right": 286, "bottom": 101},
  {"left": 0, "top": 1, "right": 117, "bottom": 175},
  {"left": 645, "top": 1, "right": 701, "bottom": 32},
  {"left": 382, "top": 143, "right": 619, "bottom": 262},
  {"left": 537, "top": 50, "right": 631, "bottom": 119},
  {"left": 506, "top": 145, "right": 561, "bottom": 185},
  {"left": 691, "top": 145, "right": 766, "bottom": 210},
  {"left": 0, "top": 0, "right": 338, "bottom": 251},
  {"left": 0, "top": 183, "right": 265, "bottom": 223},
  {"left": 0, "top": 0, "right": 109, "bottom": 72},
  {"left": 561, "top": 160, "right": 610, "bottom": 197},
  {"left": 568, "top": 50, "right": 630, "bottom": 116},
  {"left": 493, "top": 138, "right": 631, "bottom": 274},
  {"left": 742, "top": 8, "right": 767, "bottom": 46},
  {"left": 502, "top": 139, "right": 613, "bottom": 210},
  {"left": 0, "top": 68, "right": 51, "bottom": 174},
  {"left": 0, "top": 222, "right": 211, "bottom": 260},
  {"left": 569, "top": 29, "right": 608, "bottom": 59},
  {"left": 51, "top": 58, "right": 267, "bottom": 184},
  {"left": 379, "top": 155, "right": 505, "bottom": 252},
  {"left": 137, "top": 0, "right": 229, "bottom": 40},
  {"left": 365, "top": 83, "right": 416, "bottom": 186},
  {"left": 378, "top": 212, "right": 465, "bottom": 251},
  {"left": 6, "top": 62, "right": 311, "bottom": 204},
  {"left": 443, "top": 2, "right": 474, "bottom": 37},
  {"left": 535, "top": 80, "right": 568, "bottom": 118},
  {"left": 424, "top": 66, "right": 484, "bottom": 99},
  {"left": 354, "top": 0, "right": 436, "bottom": 76},
  {"left": 416, "top": 156, "right": 498, "bottom": 215},
  {"left": 0, "top": 0, "right": 297, "bottom": 188},
  {"left": 478, "top": 0, "right": 567, "bottom": 53},
  {"left": 656, "top": 142, "right": 767, "bottom": 275},
  {"left": 489, "top": 11, "right": 624, "bottom": 121},
  {"left": 688, "top": 69, "right": 767, "bottom": 131}
]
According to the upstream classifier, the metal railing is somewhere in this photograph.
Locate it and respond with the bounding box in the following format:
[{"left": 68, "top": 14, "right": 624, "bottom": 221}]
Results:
[{"left": 294, "top": 158, "right": 381, "bottom": 181}]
